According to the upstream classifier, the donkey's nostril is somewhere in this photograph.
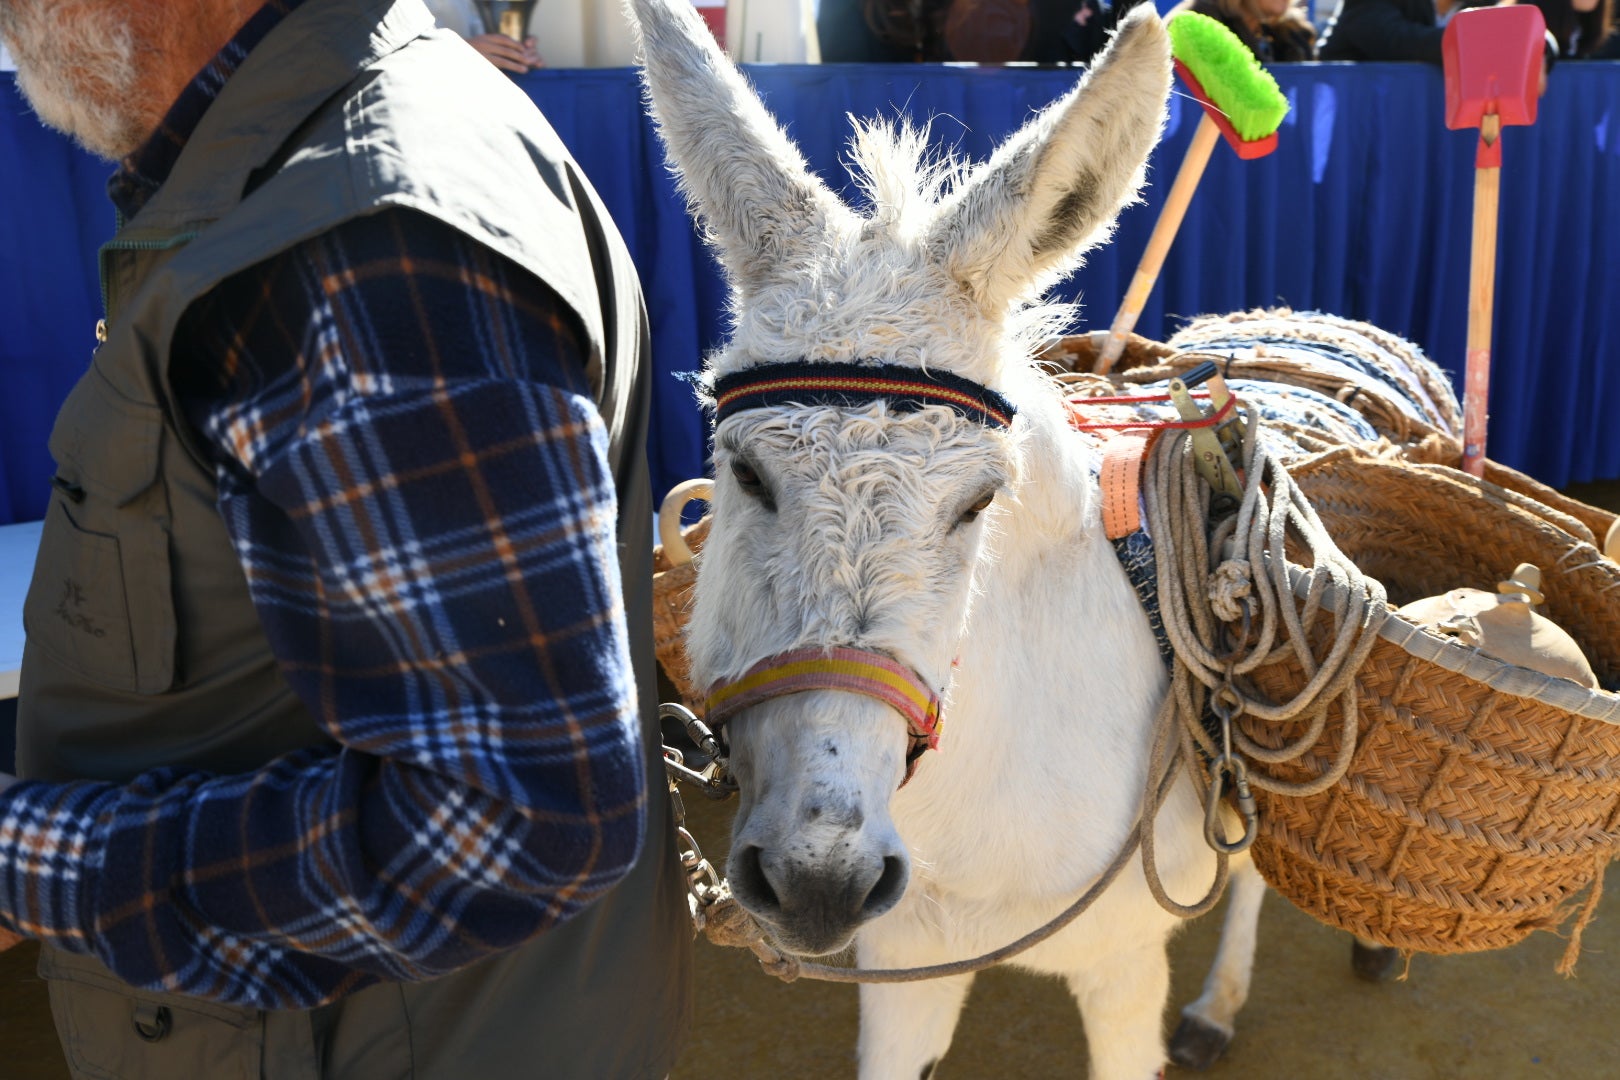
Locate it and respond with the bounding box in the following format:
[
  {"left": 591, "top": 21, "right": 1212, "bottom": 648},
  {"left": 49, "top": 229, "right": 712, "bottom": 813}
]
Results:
[
  {"left": 730, "top": 845, "right": 781, "bottom": 914},
  {"left": 860, "top": 854, "right": 909, "bottom": 918}
]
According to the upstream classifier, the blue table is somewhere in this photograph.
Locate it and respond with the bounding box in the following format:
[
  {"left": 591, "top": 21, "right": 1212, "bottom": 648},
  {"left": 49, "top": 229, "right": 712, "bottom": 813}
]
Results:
[
  {"left": 0, "top": 520, "right": 41, "bottom": 700},
  {"left": 5, "top": 63, "right": 1619, "bottom": 524}
]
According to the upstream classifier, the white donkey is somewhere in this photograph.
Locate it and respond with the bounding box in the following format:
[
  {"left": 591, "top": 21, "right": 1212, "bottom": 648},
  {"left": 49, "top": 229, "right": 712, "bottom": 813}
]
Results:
[{"left": 630, "top": 1, "right": 1264, "bottom": 1075}]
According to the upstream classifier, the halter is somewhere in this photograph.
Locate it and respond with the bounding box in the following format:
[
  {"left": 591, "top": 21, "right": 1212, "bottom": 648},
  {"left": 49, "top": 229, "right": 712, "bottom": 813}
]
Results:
[
  {"left": 713, "top": 361, "right": 1018, "bottom": 429},
  {"left": 704, "top": 361, "right": 1018, "bottom": 780},
  {"left": 706, "top": 647, "right": 943, "bottom": 780}
]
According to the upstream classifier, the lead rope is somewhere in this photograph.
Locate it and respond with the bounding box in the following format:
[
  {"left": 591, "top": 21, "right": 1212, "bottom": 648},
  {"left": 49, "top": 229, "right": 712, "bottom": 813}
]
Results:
[{"left": 678, "top": 412, "right": 1391, "bottom": 981}]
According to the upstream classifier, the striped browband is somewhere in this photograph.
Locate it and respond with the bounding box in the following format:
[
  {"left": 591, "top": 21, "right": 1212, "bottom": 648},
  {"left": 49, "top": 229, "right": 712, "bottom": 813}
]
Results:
[{"left": 713, "top": 362, "right": 1018, "bottom": 429}]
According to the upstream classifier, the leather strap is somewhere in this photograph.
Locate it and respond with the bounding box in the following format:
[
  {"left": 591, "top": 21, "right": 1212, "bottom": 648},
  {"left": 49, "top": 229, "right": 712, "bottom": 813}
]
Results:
[{"left": 1101, "top": 431, "right": 1155, "bottom": 541}]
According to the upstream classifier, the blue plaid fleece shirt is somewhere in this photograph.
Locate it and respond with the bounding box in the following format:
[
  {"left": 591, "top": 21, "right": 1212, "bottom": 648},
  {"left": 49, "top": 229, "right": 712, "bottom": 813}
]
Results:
[{"left": 0, "top": 0, "right": 646, "bottom": 1008}]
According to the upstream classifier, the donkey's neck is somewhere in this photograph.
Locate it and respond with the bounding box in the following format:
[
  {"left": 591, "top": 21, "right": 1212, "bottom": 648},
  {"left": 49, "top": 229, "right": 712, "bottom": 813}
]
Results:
[
  {"left": 971, "top": 395, "right": 1166, "bottom": 725},
  {"left": 895, "top": 393, "right": 1170, "bottom": 887},
  {"left": 1007, "top": 388, "right": 1102, "bottom": 544}
]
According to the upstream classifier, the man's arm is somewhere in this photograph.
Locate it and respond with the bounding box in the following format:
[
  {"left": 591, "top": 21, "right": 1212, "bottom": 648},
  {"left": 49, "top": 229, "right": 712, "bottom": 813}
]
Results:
[{"left": 0, "top": 208, "right": 647, "bottom": 1008}]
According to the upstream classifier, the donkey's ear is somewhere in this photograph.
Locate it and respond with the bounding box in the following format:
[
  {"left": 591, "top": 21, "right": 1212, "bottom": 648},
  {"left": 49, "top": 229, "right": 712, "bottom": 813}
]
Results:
[
  {"left": 627, "top": 0, "right": 850, "bottom": 296},
  {"left": 926, "top": 7, "right": 1172, "bottom": 316}
]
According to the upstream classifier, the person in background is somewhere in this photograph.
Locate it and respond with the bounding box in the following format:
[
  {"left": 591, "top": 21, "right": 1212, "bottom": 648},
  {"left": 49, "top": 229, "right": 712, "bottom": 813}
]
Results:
[
  {"left": 1529, "top": 0, "right": 1614, "bottom": 57},
  {"left": 1041, "top": 0, "right": 1154, "bottom": 62},
  {"left": 425, "top": 0, "right": 544, "bottom": 70},
  {"left": 1317, "top": 0, "right": 1455, "bottom": 61},
  {"left": 0, "top": 0, "right": 690, "bottom": 1076},
  {"left": 819, "top": 0, "right": 1151, "bottom": 64},
  {"left": 817, "top": 0, "right": 913, "bottom": 59},
  {"left": 1168, "top": 0, "right": 1317, "bottom": 60},
  {"left": 1320, "top": 0, "right": 1561, "bottom": 81}
]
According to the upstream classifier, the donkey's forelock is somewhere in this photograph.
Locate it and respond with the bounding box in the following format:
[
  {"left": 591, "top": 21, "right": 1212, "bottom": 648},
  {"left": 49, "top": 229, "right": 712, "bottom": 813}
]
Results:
[{"left": 844, "top": 116, "right": 964, "bottom": 240}]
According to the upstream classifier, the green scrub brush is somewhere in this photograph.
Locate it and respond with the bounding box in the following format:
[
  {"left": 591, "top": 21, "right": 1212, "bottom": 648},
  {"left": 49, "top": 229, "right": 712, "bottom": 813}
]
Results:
[{"left": 1097, "top": 12, "right": 1291, "bottom": 373}]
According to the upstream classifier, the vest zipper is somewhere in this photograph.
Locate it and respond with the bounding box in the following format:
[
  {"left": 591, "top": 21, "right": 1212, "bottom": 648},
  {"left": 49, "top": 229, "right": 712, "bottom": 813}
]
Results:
[{"left": 98, "top": 219, "right": 200, "bottom": 330}]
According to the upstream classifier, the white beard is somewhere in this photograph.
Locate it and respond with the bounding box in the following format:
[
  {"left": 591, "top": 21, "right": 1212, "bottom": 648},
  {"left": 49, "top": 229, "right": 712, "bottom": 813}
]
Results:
[{"left": 0, "top": 3, "right": 148, "bottom": 160}]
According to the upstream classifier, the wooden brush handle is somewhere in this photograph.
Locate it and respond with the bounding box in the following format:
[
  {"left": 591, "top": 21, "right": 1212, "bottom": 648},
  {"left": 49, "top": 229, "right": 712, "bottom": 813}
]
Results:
[
  {"left": 1096, "top": 114, "right": 1222, "bottom": 374},
  {"left": 1462, "top": 115, "right": 1502, "bottom": 478}
]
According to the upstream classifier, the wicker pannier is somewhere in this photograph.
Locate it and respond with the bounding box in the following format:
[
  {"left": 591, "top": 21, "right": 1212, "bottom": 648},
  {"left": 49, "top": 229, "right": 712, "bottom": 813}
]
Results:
[
  {"left": 653, "top": 479, "right": 713, "bottom": 708},
  {"left": 1242, "top": 448, "right": 1620, "bottom": 957}
]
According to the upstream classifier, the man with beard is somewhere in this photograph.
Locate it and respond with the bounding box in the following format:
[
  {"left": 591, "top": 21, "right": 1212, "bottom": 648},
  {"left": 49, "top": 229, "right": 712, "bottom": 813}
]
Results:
[{"left": 0, "top": 1, "right": 690, "bottom": 1077}]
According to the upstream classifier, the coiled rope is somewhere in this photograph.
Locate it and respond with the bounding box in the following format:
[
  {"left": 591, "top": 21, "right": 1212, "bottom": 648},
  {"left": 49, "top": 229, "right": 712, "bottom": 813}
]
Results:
[{"left": 1136, "top": 419, "right": 1389, "bottom": 918}]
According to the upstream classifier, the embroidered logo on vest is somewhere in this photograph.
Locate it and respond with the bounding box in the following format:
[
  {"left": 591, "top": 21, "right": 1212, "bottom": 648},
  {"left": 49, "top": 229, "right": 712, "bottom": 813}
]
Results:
[{"left": 55, "top": 579, "right": 107, "bottom": 639}]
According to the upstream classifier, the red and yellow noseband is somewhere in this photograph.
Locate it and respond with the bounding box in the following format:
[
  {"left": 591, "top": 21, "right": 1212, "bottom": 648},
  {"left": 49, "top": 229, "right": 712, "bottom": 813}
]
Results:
[{"left": 705, "top": 647, "right": 944, "bottom": 783}]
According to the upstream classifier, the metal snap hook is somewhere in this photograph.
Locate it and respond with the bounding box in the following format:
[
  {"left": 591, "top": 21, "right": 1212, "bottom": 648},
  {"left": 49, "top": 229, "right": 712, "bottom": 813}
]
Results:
[
  {"left": 1204, "top": 755, "right": 1259, "bottom": 855},
  {"left": 660, "top": 702, "right": 737, "bottom": 797}
]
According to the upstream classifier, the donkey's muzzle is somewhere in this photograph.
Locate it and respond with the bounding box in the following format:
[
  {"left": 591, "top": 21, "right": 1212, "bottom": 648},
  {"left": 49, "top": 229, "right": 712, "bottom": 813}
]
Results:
[{"left": 728, "top": 840, "right": 910, "bottom": 955}]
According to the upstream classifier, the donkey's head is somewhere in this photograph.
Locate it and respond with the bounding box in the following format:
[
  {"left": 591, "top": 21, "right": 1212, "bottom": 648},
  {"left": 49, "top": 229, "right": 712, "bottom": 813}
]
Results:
[{"left": 630, "top": 0, "right": 1170, "bottom": 955}]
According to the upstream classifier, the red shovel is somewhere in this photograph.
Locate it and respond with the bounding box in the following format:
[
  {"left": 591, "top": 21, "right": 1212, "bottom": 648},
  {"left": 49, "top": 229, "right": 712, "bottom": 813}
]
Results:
[{"left": 1442, "top": 6, "right": 1545, "bottom": 477}]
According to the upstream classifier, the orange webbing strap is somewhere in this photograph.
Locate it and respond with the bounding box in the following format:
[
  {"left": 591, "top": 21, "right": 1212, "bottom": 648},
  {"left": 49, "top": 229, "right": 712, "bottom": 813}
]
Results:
[{"left": 1100, "top": 432, "right": 1154, "bottom": 540}]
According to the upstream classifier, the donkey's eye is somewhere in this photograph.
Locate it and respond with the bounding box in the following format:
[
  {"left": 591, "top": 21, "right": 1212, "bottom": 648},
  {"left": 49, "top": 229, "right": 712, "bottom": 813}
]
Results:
[
  {"left": 958, "top": 491, "right": 996, "bottom": 526},
  {"left": 730, "top": 459, "right": 776, "bottom": 511}
]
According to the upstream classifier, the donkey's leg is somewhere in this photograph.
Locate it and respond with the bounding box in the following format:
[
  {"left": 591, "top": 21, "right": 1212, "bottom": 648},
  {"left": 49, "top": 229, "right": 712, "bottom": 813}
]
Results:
[
  {"left": 1351, "top": 935, "right": 1400, "bottom": 981},
  {"left": 1068, "top": 940, "right": 1173, "bottom": 1080},
  {"left": 1169, "top": 853, "right": 1267, "bottom": 1070},
  {"left": 856, "top": 974, "right": 975, "bottom": 1080}
]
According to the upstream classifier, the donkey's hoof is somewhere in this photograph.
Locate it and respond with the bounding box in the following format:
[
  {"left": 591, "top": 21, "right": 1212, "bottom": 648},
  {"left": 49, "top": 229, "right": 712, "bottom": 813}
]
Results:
[
  {"left": 1351, "top": 940, "right": 1400, "bottom": 982},
  {"left": 1168, "top": 1014, "right": 1233, "bottom": 1071}
]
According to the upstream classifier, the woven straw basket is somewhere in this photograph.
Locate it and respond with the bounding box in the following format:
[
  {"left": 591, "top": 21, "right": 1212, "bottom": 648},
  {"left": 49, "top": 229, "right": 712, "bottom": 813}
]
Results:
[
  {"left": 653, "top": 480, "right": 713, "bottom": 708},
  {"left": 1243, "top": 448, "right": 1620, "bottom": 956}
]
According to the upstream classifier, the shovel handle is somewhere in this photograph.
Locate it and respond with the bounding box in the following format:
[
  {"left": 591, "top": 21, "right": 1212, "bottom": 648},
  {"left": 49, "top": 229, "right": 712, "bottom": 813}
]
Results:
[
  {"left": 1096, "top": 115, "right": 1222, "bottom": 375},
  {"left": 1462, "top": 115, "right": 1501, "bottom": 478}
]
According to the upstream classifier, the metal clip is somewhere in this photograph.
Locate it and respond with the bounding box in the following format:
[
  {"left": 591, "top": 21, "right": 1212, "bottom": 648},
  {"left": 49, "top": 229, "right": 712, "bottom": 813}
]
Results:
[
  {"left": 1203, "top": 679, "right": 1259, "bottom": 854},
  {"left": 664, "top": 737, "right": 731, "bottom": 932},
  {"left": 660, "top": 702, "right": 737, "bottom": 797},
  {"left": 1168, "top": 365, "right": 1245, "bottom": 515},
  {"left": 1204, "top": 754, "right": 1259, "bottom": 855},
  {"left": 673, "top": 821, "right": 728, "bottom": 932}
]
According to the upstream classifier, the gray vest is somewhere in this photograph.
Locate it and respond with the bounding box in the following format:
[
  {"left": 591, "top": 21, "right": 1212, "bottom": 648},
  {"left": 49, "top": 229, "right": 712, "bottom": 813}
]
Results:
[{"left": 17, "top": 1, "right": 690, "bottom": 1076}]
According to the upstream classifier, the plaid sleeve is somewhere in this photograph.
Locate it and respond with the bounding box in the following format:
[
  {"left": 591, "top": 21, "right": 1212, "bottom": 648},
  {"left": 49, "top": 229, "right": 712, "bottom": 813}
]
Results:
[{"left": 0, "top": 209, "right": 647, "bottom": 1008}]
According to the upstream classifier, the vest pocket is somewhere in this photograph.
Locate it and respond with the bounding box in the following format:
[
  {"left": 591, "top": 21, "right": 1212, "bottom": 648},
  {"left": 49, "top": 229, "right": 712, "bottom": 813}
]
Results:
[
  {"left": 24, "top": 501, "right": 142, "bottom": 691},
  {"left": 38, "top": 946, "right": 264, "bottom": 1080},
  {"left": 25, "top": 363, "right": 177, "bottom": 693}
]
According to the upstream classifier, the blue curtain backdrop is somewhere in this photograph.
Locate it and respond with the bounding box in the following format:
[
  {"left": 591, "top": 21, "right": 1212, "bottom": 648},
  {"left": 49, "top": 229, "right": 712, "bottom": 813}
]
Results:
[{"left": 3, "top": 63, "right": 1618, "bottom": 525}]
